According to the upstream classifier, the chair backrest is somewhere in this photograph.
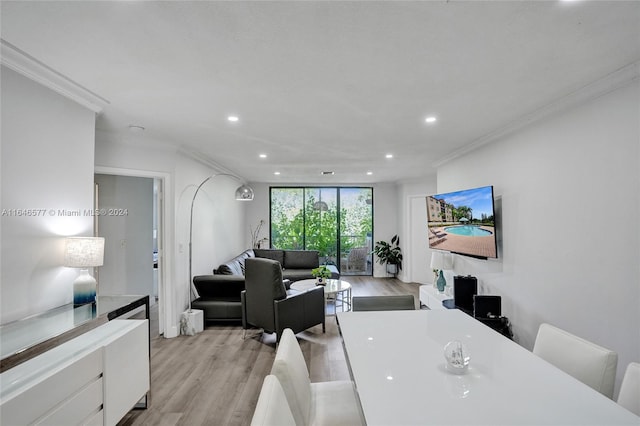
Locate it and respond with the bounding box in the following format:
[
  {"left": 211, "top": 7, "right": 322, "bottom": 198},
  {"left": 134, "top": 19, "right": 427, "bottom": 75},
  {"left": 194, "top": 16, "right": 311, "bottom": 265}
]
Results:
[
  {"left": 352, "top": 295, "right": 415, "bottom": 311},
  {"left": 244, "top": 258, "right": 287, "bottom": 332},
  {"left": 617, "top": 362, "right": 640, "bottom": 416},
  {"left": 251, "top": 375, "right": 297, "bottom": 426},
  {"left": 533, "top": 323, "right": 618, "bottom": 398},
  {"left": 347, "top": 247, "right": 368, "bottom": 271},
  {"left": 270, "top": 328, "right": 311, "bottom": 426}
]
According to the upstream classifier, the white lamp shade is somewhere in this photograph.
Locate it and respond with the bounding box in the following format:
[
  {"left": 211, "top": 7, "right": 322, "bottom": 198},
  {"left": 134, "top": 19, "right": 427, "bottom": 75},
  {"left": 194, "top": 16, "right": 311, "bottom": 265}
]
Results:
[
  {"left": 64, "top": 237, "right": 105, "bottom": 267},
  {"left": 430, "top": 251, "right": 453, "bottom": 270},
  {"left": 442, "top": 252, "right": 453, "bottom": 270}
]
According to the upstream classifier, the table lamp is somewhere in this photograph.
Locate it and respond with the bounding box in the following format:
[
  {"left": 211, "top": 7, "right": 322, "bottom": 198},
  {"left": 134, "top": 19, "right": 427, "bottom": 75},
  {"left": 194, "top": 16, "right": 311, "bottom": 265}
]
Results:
[
  {"left": 430, "top": 251, "right": 453, "bottom": 293},
  {"left": 64, "top": 237, "right": 105, "bottom": 306}
]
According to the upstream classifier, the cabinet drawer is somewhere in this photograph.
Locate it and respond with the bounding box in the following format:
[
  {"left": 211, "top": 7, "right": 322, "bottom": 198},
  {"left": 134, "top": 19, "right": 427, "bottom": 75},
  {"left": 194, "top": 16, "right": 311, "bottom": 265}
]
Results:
[
  {"left": 1, "top": 348, "right": 102, "bottom": 425},
  {"left": 37, "top": 377, "right": 103, "bottom": 425}
]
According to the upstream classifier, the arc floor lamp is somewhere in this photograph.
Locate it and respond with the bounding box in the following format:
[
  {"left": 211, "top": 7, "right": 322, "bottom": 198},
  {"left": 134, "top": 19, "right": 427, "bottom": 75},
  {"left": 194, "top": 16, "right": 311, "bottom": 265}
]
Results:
[{"left": 181, "top": 173, "right": 254, "bottom": 335}]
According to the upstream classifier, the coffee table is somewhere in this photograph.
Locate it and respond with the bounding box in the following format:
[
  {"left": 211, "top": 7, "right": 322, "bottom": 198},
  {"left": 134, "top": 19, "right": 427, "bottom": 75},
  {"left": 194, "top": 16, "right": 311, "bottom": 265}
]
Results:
[{"left": 290, "top": 279, "right": 352, "bottom": 316}]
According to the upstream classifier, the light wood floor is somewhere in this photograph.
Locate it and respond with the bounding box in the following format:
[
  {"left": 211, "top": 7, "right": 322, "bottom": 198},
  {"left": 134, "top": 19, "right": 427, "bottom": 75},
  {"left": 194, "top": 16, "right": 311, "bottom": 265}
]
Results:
[{"left": 119, "top": 276, "right": 421, "bottom": 426}]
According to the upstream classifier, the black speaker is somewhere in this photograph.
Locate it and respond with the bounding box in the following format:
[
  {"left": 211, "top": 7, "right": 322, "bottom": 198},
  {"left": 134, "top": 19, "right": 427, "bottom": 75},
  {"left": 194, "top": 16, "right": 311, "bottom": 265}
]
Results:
[
  {"left": 453, "top": 275, "right": 477, "bottom": 314},
  {"left": 473, "top": 295, "right": 501, "bottom": 318},
  {"left": 477, "top": 317, "right": 513, "bottom": 339}
]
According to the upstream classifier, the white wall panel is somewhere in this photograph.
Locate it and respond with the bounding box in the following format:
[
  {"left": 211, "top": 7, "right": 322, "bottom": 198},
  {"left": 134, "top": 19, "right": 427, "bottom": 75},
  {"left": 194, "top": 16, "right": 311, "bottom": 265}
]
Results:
[
  {"left": 1, "top": 66, "right": 96, "bottom": 323},
  {"left": 434, "top": 81, "right": 640, "bottom": 396}
]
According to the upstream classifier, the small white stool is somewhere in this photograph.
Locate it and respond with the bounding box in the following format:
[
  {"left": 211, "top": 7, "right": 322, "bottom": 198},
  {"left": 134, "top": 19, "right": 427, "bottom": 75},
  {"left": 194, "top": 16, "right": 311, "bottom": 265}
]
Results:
[{"left": 180, "top": 309, "right": 204, "bottom": 335}]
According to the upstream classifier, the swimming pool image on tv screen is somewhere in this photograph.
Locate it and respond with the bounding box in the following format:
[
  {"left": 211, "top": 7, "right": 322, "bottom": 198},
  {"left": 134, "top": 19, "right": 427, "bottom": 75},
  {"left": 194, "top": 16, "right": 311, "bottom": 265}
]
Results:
[
  {"left": 444, "top": 225, "right": 493, "bottom": 237},
  {"left": 426, "top": 185, "right": 497, "bottom": 259}
]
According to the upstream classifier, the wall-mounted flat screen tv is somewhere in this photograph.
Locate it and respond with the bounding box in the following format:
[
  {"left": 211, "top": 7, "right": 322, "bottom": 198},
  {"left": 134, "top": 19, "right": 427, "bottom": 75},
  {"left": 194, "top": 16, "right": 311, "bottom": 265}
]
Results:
[{"left": 426, "top": 185, "right": 497, "bottom": 259}]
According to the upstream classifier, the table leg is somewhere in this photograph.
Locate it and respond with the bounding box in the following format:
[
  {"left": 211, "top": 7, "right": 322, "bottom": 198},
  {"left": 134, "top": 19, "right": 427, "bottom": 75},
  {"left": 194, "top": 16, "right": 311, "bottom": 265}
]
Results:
[{"left": 325, "top": 294, "right": 330, "bottom": 316}]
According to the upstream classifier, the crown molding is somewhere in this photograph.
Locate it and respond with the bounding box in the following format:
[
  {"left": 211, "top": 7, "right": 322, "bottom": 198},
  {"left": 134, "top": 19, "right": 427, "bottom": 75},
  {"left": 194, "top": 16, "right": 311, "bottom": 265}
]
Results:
[
  {"left": 1, "top": 39, "right": 109, "bottom": 113},
  {"left": 178, "top": 147, "right": 247, "bottom": 181},
  {"left": 433, "top": 61, "right": 640, "bottom": 168}
]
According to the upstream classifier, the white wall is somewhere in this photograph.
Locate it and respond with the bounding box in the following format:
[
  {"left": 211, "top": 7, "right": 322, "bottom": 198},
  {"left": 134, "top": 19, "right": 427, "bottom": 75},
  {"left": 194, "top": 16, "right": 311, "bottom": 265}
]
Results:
[
  {"left": 1, "top": 66, "right": 96, "bottom": 323},
  {"left": 173, "top": 157, "right": 250, "bottom": 336},
  {"left": 245, "top": 182, "right": 273, "bottom": 249},
  {"left": 436, "top": 81, "right": 640, "bottom": 395},
  {"left": 186, "top": 167, "right": 250, "bottom": 278},
  {"left": 398, "top": 179, "right": 438, "bottom": 284},
  {"left": 371, "top": 183, "right": 400, "bottom": 278},
  {"left": 95, "top": 134, "right": 178, "bottom": 336},
  {"left": 95, "top": 134, "right": 249, "bottom": 337}
]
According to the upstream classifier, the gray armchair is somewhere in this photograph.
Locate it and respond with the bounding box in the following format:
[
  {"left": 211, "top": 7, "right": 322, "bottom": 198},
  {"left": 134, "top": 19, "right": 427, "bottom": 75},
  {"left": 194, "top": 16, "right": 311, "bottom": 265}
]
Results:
[{"left": 241, "top": 258, "right": 325, "bottom": 342}]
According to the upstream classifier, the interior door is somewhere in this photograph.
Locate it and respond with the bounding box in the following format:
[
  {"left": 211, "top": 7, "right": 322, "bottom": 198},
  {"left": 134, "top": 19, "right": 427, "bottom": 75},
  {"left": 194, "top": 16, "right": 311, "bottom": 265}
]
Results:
[{"left": 95, "top": 174, "right": 160, "bottom": 336}]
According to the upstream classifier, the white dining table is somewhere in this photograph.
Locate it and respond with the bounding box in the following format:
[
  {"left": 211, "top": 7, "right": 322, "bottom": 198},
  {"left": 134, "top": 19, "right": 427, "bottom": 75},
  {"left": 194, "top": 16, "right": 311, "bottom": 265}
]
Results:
[{"left": 336, "top": 309, "right": 640, "bottom": 426}]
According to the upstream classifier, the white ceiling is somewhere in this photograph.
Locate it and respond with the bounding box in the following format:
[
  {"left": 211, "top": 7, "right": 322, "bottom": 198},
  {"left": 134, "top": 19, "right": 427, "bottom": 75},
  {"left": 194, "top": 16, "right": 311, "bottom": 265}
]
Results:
[{"left": 2, "top": 1, "right": 639, "bottom": 184}]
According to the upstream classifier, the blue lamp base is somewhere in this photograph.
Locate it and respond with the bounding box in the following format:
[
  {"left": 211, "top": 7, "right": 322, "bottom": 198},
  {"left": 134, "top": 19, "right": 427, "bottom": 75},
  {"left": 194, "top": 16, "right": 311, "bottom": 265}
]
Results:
[{"left": 73, "top": 269, "right": 97, "bottom": 306}]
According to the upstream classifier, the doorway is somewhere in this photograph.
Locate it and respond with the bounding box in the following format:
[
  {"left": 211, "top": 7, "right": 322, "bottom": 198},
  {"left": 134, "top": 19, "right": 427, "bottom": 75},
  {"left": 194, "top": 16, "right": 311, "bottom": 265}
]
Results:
[{"left": 94, "top": 173, "right": 164, "bottom": 338}]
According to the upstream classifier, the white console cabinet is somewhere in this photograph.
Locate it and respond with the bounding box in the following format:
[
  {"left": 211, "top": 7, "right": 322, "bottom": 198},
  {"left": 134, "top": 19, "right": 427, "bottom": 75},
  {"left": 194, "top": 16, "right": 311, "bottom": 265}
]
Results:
[
  {"left": 419, "top": 284, "right": 452, "bottom": 310},
  {"left": 0, "top": 319, "right": 149, "bottom": 426}
]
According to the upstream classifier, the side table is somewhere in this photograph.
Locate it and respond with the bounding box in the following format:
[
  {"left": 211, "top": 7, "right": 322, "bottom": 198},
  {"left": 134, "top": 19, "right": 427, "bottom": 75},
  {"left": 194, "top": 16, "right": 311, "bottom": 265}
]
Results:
[{"left": 291, "top": 279, "right": 352, "bottom": 316}]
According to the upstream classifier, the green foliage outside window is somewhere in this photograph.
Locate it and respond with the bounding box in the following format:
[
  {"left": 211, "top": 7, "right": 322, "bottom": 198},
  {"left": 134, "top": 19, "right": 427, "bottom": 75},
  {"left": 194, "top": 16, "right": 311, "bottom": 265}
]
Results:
[
  {"left": 304, "top": 195, "right": 339, "bottom": 258},
  {"left": 270, "top": 187, "right": 372, "bottom": 263}
]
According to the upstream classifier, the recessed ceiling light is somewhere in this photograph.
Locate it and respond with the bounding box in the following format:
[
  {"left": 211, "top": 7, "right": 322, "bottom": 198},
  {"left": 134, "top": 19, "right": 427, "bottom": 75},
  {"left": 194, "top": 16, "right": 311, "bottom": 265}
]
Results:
[
  {"left": 366, "top": 171, "right": 373, "bottom": 175},
  {"left": 385, "top": 154, "right": 393, "bottom": 159},
  {"left": 227, "top": 115, "right": 239, "bottom": 122},
  {"left": 259, "top": 154, "right": 267, "bottom": 158},
  {"left": 321, "top": 171, "right": 335, "bottom": 175},
  {"left": 274, "top": 171, "right": 281, "bottom": 175},
  {"left": 425, "top": 116, "right": 437, "bottom": 123}
]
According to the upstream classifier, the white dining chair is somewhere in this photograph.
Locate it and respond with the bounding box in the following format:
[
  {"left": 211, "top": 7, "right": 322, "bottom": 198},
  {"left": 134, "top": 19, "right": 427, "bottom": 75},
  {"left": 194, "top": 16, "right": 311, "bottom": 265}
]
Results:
[
  {"left": 533, "top": 323, "right": 618, "bottom": 398},
  {"left": 617, "top": 362, "right": 640, "bottom": 416},
  {"left": 270, "top": 328, "right": 365, "bottom": 426},
  {"left": 251, "top": 375, "right": 297, "bottom": 426}
]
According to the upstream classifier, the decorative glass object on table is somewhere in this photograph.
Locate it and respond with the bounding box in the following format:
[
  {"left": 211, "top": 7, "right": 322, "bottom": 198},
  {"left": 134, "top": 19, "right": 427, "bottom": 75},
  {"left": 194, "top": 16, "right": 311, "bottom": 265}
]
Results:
[{"left": 444, "top": 340, "right": 471, "bottom": 374}]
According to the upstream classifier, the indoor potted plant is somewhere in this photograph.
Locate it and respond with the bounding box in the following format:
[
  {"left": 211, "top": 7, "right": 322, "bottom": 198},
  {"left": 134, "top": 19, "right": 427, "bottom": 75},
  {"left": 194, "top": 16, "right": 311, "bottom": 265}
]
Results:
[
  {"left": 372, "top": 234, "right": 403, "bottom": 277},
  {"left": 311, "top": 265, "right": 332, "bottom": 285}
]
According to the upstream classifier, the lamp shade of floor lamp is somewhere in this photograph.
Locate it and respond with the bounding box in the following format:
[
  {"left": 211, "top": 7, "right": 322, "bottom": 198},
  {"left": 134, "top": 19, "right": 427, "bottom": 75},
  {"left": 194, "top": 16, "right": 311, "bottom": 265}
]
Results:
[
  {"left": 182, "top": 174, "right": 254, "bottom": 335},
  {"left": 64, "top": 237, "right": 105, "bottom": 306}
]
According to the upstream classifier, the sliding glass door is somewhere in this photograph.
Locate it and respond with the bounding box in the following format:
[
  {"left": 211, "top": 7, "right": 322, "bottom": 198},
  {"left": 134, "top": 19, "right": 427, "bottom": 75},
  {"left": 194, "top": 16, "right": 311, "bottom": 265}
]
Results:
[
  {"left": 338, "top": 187, "right": 373, "bottom": 275},
  {"left": 270, "top": 187, "right": 373, "bottom": 275},
  {"left": 304, "top": 187, "right": 338, "bottom": 264}
]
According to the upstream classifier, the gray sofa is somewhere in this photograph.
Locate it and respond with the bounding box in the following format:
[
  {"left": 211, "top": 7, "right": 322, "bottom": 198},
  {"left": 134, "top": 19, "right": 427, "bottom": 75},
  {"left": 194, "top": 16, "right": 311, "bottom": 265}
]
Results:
[{"left": 192, "top": 248, "right": 339, "bottom": 322}]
